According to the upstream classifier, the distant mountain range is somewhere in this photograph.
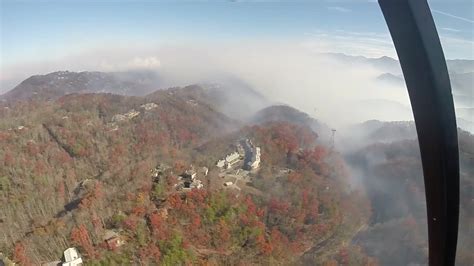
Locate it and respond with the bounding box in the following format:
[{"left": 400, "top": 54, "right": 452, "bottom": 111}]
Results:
[
  {"left": 375, "top": 73, "right": 405, "bottom": 86},
  {"left": 373, "top": 70, "right": 473, "bottom": 132},
  {"left": 326, "top": 53, "right": 473, "bottom": 132},
  {"left": 325, "top": 52, "right": 474, "bottom": 75},
  {"left": 0, "top": 70, "right": 162, "bottom": 103},
  {"left": 327, "top": 53, "right": 473, "bottom": 105}
]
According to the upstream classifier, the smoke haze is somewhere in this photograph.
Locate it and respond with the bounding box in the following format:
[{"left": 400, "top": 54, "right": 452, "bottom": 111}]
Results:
[{"left": 1, "top": 40, "right": 416, "bottom": 129}]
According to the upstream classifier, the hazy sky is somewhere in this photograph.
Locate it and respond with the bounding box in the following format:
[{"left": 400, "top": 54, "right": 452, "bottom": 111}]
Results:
[{"left": 0, "top": 0, "right": 473, "bottom": 90}]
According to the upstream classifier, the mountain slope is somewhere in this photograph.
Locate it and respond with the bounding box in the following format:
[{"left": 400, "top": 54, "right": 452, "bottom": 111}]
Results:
[
  {"left": 345, "top": 122, "right": 474, "bottom": 266},
  {"left": 252, "top": 104, "right": 333, "bottom": 143},
  {"left": 147, "top": 82, "right": 270, "bottom": 121}
]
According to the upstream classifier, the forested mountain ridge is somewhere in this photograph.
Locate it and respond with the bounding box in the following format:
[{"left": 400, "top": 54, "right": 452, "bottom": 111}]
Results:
[
  {"left": 1, "top": 71, "right": 162, "bottom": 103},
  {"left": 1, "top": 71, "right": 271, "bottom": 124}
]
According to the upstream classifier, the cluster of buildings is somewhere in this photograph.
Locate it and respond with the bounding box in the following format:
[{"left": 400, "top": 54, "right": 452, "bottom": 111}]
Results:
[
  {"left": 140, "top": 102, "right": 158, "bottom": 111},
  {"left": 242, "top": 139, "right": 261, "bottom": 170},
  {"left": 42, "top": 232, "right": 124, "bottom": 266},
  {"left": 6, "top": 125, "right": 28, "bottom": 131},
  {"left": 216, "top": 139, "right": 261, "bottom": 171},
  {"left": 186, "top": 99, "right": 198, "bottom": 106},
  {"left": 216, "top": 152, "right": 241, "bottom": 169},
  {"left": 176, "top": 168, "right": 205, "bottom": 191},
  {"left": 111, "top": 109, "right": 140, "bottom": 122},
  {"left": 109, "top": 102, "right": 158, "bottom": 127},
  {"left": 150, "top": 163, "right": 207, "bottom": 192}
]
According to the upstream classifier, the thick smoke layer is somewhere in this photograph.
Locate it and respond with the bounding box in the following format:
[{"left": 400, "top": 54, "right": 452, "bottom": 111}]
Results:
[{"left": 1, "top": 41, "right": 414, "bottom": 128}]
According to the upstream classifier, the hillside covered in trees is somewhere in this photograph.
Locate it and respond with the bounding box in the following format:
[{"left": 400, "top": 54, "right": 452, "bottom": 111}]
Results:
[
  {"left": 0, "top": 86, "right": 375, "bottom": 265},
  {"left": 347, "top": 127, "right": 474, "bottom": 266}
]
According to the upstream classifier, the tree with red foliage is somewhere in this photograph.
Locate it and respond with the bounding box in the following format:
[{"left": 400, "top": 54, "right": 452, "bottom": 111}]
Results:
[
  {"left": 70, "top": 224, "right": 95, "bottom": 257},
  {"left": 187, "top": 189, "right": 208, "bottom": 207},
  {"left": 168, "top": 194, "right": 183, "bottom": 209},
  {"left": 139, "top": 243, "right": 161, "bottom": 264},
  {"left": 239, "top": 196, "right": 265, "bottom": 226},
  {"left": 123, "top": 215, "right": 139, "bottom": 231},
  {"left": 244, "top": 196, "right": 258, "bottom": 215},
  {"left": 173, "top": 160, "right": 187, "bottom": 173},
  {"left": 312, "top": 146, "right": 327, "bottom": 162},
  {"left": 298, "top": 146, "right": 327, "bottom": 165},
  {"left": 149, "top": 212, "right": 164, "bottom": 237},
  {"left": 79, "top": 181, "right": 104, "bottom": 209},
  {"left": 57, "top": 181, "right": 66, "bottom": 202},
  {"left": 287, "top": 171, "right": 303, "bottom": 183},
  {"left": 132, "top": 205, "right": 147, "bottom": 217},
  {"left": 323, "top": 259, "right": 338, "bottom": 266},
  {"left": 256, "top": 234, "right": 273, "bottom": 255},
  {"left": 26, "top": 142, "right": 40, "bottom": 156},
  {"left": 338, "top": 247, "right": 350, "bottom": 265},
  {"left": 268, "top": 198, "right": 290, "bottom": 214},
  {"left": 3, "top": 151, "right": 14, "bottom": 166},
  {"left": 79, "top": 197, "right": 92, "bottom": 209},
  {"left": 91, "top": 212, "right": 103, "bottom": 235},
  {"left": 57, "top": 150, "right": 72, "bottom": 164},
  {"left": 216, "top": 219, "right": 231, "bottom": 250},
  {"left": 269, "top": 227, "right": 290, "bottom": 257},
  {"left": 190, "top": 213, "right": 201, "bottom": 230},
  {"left": 33, "top": 160, "right": 47, "bottom": 175},
  {"left": 13, "top": 242, "right": 31, "bottom": 266},
  {"left": 92, "top": 183, "right": 103, "bottom": 201}
]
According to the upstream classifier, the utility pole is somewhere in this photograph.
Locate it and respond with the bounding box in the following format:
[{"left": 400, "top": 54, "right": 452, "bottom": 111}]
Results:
[{"left": 331, "top": 129, "right": 336, "bottom": 149}]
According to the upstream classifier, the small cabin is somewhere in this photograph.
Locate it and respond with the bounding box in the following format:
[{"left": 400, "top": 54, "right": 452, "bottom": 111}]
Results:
[{"left": 103, "top": 230, "right": 125, "bottom": 250}]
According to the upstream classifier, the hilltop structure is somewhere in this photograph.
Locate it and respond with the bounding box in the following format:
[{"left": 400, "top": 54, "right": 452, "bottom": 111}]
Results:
[
  {"left": 216, "top": 152, "right": 241, "bottom": 169},
  {"left": 62, "top": 248, "right": 82, "bottom": 266},
  {"left": 177, "top": 168, "right": 203, "bottom": 190},
  {"left": 216, "top": 139, "right": 261, "bottom": 171},
  {"left": 242, "top": 139, "right": 261, "bottom": 170}
]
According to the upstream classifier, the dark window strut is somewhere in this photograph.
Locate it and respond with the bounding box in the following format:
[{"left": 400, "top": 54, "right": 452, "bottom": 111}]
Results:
[{"left": 378, "top": 0, "right": 460, "bottom": 265}]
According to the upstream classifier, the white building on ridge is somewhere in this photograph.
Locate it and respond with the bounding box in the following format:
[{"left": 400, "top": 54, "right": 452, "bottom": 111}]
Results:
[{"left": 62, "top": 247, "right": 83, "bottom": 266}]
